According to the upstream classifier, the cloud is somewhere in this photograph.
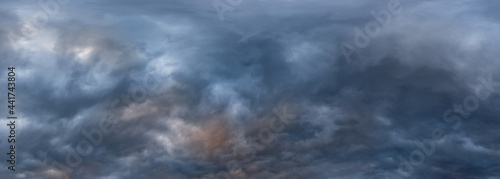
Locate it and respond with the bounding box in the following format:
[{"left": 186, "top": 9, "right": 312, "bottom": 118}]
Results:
[{"left": 1, "top": 0, "right": 500, "bottom": 178}]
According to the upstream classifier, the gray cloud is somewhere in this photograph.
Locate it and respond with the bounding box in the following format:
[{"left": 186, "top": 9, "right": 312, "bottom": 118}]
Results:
[{"left": 0, "top": 0, "right": 499, "bottom": 178}]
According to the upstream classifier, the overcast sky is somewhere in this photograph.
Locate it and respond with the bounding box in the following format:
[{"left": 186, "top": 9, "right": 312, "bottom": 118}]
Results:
[{"left": 1, "top": 0, "right": 500, "bottom": 178}]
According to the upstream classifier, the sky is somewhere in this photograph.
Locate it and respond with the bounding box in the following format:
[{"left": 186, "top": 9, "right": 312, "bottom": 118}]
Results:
[{"left": 1, "top": 0, "right": 500, "bottom": 178}]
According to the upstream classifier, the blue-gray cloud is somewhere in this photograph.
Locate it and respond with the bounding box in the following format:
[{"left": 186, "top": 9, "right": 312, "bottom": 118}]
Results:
[{"left": 0, "top": 0, "right": 499, "bottom": 178}]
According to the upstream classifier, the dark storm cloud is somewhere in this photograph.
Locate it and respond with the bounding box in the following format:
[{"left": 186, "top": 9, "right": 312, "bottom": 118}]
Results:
[{"left": 0, "top": 0, "right": 500, "bottom": 178}]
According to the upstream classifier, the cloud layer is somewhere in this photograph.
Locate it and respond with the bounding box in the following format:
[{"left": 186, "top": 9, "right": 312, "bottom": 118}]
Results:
[{"left": 1, "top": 0, "right": 500, "bottom": 178}]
